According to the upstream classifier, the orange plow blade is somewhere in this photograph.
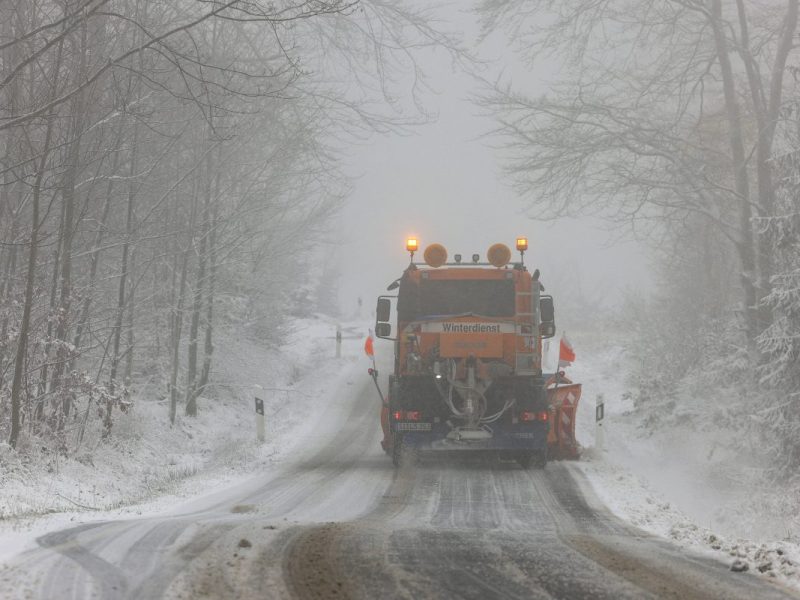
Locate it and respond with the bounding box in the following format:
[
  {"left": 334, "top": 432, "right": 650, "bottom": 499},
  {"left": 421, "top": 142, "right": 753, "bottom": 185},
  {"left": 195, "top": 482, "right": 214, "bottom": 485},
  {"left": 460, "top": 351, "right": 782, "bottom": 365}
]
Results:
[{"left": 546, "top": 376, "right": 582, "bottom": 460}]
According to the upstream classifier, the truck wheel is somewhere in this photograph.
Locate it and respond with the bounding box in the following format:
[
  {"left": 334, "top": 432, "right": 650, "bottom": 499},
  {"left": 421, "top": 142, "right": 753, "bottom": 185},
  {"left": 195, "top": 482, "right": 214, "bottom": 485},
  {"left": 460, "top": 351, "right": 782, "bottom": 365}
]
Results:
[
  {"left": 392, "top": 434, "right": 404, "bottom": 468},
  {"left": 517, "top": 450, "right": 547, "bottom": 470},
  {"left": 496, "top": 451, "right": 513, "bottom": 463},
  {"left": 516, "top": 452, "right": 533, "bottom": 469}
]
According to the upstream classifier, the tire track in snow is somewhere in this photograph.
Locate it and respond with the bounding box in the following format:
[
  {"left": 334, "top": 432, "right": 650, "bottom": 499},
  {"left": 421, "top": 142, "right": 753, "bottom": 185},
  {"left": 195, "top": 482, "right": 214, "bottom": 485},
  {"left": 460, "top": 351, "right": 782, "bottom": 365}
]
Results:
[{"left": 284, "top": 458, "right": 799, "bottom": 599}]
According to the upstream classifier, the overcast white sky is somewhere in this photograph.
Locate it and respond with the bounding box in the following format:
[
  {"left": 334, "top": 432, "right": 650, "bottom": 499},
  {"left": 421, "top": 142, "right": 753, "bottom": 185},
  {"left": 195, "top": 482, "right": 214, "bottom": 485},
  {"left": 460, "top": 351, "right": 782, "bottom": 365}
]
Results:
[{"left": 335, "top": 5, "right": 651, "bottom": 325}]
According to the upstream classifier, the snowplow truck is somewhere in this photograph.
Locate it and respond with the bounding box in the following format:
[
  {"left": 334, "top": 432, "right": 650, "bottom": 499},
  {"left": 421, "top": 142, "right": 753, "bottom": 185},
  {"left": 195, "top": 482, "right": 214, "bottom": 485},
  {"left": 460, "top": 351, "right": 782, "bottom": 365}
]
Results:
[{"left": 374, "top": 238, "right": 581, "bottom": 469}]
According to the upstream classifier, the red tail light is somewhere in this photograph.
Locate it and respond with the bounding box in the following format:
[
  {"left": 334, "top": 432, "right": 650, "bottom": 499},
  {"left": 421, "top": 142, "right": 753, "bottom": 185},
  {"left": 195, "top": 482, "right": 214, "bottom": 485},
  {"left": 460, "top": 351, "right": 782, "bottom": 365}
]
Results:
[
  {"left": 520, "top": 411, "right": 550, "bottom": 422},
  {"left": 393, "top": 410, "right": 423, "bottom": 421}
]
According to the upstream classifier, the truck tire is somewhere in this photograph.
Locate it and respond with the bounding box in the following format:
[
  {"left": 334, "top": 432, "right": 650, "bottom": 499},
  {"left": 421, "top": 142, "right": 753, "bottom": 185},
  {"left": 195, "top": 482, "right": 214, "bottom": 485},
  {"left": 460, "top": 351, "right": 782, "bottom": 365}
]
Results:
[
  {"left": 392, "top": 434, "right": 404, "bottom": 468},
  {"left": 533, "top": 448, "right": 548, "bottom": 469},
  {"left": 516, "top": 452, "right": 533, "bottom": 469},
  {"left": 517, "top": 449, "right": 547, "bottom": 470}
]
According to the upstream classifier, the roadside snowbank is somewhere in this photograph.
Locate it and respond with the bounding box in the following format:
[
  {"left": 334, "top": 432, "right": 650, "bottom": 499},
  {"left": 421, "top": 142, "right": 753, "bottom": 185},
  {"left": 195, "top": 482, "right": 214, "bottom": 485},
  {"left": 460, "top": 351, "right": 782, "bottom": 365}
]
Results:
[
  {"left": 567, "top": 332, "right": 800, "bottom": 592},
  {"left": 0, "top": 315, "right": 370, "bottom": 560}
]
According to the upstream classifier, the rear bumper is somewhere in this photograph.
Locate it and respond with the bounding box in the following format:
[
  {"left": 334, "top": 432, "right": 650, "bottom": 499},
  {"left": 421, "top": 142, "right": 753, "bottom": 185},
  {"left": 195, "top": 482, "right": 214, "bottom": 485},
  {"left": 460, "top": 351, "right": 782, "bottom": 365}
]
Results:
[{"left": 394, "top": 422, "right": 549, "bottom": 451}]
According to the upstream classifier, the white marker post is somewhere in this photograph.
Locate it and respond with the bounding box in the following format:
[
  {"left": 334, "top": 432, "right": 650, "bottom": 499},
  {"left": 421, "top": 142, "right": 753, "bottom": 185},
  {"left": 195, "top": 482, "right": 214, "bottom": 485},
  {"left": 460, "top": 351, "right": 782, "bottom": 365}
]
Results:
[
  {"left": 253, "top": 384, "right": 265, "bottom": 443},
  {"left": 255, "top": 397, "right": 265, "bottom": 442},
  {"left": 595, "top": 395, "right": 605, "bottom": 451},
  {"left": 336, "top": 325, "right": 342, "bottom": 359}
]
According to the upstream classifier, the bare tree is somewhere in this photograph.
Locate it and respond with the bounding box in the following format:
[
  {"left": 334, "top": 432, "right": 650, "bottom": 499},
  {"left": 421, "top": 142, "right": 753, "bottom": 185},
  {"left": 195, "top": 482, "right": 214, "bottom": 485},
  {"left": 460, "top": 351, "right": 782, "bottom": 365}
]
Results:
[
  {"left": 478, "top": 0, "right": 800, "bottom": 473},
  {"left": 2, "top": 0, "right": 459, "bottom": 453},
  {"left": 477, "top": 0, "right": 798, "bottom": 349}
]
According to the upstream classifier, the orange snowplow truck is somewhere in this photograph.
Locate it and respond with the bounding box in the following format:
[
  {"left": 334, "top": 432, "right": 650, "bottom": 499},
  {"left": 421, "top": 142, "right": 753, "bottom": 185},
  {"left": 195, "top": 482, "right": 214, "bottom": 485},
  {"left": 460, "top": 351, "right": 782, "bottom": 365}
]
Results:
[{"left": 374, "top": 238, "right": 581, "bottom": 468}]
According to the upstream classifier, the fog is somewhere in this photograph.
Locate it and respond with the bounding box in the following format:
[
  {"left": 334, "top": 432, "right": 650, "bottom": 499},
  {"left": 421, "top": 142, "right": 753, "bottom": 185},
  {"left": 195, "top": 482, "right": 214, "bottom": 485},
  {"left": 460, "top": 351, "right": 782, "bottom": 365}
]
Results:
[
  {"left": 1, "top": 0, "right": 798, "bottom": 570},
  {"left": 337, "top": 12, "right": 650, "bottom": 323}
]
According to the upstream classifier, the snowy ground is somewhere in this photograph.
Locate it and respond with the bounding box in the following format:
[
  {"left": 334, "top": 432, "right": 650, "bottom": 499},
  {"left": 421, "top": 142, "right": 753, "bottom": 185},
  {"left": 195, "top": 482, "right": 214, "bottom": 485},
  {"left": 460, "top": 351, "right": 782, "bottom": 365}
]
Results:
[
  {"left": 564, "top": 331, "right": 800, "bottom": 592},
  {"left": 1, "top": 319, "right": 799, "bottom": 594},
  {"left": 0, "top": 314, "right": 372, "bottom": 562}
]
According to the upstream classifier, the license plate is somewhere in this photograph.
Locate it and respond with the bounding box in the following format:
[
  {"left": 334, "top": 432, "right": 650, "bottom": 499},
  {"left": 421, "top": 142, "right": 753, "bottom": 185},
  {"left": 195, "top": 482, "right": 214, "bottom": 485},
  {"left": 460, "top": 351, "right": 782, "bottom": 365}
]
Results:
[{"left": 395, "top": 423, "right": 432, "bottom": 431}]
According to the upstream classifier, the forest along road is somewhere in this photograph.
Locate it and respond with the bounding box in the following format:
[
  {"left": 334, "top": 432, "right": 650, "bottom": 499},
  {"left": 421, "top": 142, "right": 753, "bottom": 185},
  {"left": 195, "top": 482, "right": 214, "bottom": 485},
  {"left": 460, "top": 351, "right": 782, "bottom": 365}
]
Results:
[{"left": 1, "top": 371, "right": 797, "bottom": 600}]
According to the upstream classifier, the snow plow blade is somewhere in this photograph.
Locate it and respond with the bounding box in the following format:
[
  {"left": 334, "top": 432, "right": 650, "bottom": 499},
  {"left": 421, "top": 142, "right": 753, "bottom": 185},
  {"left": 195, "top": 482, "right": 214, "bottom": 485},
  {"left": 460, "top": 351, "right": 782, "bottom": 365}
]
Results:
[{"left": 546, "top": 375, "right": 581, "bottom": 460}]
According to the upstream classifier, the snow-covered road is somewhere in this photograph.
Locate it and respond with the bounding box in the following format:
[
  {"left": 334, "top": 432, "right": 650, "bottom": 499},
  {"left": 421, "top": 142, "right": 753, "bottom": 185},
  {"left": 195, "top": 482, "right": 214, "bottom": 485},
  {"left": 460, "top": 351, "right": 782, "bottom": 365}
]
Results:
[{"left": 1, "top": 354, "right": 797, "bottom": 599}]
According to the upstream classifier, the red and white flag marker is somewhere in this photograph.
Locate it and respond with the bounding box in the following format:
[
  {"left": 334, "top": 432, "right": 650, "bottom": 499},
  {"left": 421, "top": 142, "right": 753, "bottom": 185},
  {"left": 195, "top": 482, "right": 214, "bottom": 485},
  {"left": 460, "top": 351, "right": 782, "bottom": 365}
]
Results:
[
  {"left": 559, "top": 333, "right": 576, "bottom": 368},
  {"left": 365, "top": 330, "right": 386, "bottom": 405},
  {"left": 364, "top": 329, "right": 375, "bottom": 359}
]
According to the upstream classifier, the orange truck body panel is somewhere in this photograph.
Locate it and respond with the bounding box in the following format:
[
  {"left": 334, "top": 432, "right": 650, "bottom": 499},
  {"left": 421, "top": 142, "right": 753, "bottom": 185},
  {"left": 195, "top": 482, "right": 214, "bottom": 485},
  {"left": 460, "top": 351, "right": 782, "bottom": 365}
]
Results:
[
  {"left": 397, "top": 267, "right": 541, "bottom": 375},
  {"left": 439, "top": 333, "right": 504, "bottom": 358}
]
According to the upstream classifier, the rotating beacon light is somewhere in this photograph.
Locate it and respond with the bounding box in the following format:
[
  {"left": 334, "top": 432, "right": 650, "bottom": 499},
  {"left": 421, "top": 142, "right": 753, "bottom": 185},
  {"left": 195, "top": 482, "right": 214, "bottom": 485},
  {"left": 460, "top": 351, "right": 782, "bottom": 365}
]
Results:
[
  {"left": 406, "top": 237, "right": 419, "bottom": 262},
  {"left": 516, "top": 237, "right": 528, "bottom": 264}
]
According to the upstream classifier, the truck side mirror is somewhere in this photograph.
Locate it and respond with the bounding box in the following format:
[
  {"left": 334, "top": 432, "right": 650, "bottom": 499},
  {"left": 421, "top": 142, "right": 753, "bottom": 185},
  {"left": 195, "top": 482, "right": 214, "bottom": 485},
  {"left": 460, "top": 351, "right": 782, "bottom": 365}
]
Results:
[
  {"left": 376, "top": 297, "right": 392, "bottom": 323},
  {"left": 540, "top": 295, "right": 554, "bottom": 322},
  {"left": 375, "top": 322, "right": 392, "bottom": 338},
  {"left": 539, "top": 295, "right": 556, "bottom": 339}
]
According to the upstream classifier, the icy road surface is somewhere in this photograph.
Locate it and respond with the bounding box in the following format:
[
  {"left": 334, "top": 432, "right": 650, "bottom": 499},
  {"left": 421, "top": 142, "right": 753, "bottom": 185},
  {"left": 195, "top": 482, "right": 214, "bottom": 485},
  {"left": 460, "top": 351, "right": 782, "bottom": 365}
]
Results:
[{"left": 1, "top": 374, "right": 797, "bottom": 599}]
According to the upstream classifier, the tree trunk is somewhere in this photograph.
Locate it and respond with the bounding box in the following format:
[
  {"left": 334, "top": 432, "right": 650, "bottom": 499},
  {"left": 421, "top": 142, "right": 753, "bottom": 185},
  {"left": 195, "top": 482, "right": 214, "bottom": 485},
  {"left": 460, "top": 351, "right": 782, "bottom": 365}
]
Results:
[
  {"left": 170, "top": 245, "right": 190, "bottom": 425},
  {"left": 37, "top": 202, "right": 64, "bottom": 418},
  {"left": 184, "top": 184, "right": 208, "bottom": 417},
  {"left": 710, "top": 0, "right": 759, "bottom": 350},
  {"left": 2, "top": 5, "right": 23, "bottom": 415},
  {"left": 9, "top": 181, "right": 43, "bottom": 449},
  {"left": 9, "top": 32, "right": 64, "bottom": 449},
  {"left": 51, "top": 133, "right": 78, "bottom": 430},
  {"left": 71, "top": 119, "right": 124, "bottom": 367},
  {"left": 169, "top": 174, "right": 196, "bottom": 425},
  {"left": 124, "top": 248, "right": 136, "bottom": 386},
  {"left": 0, "top": 209, "right": 19, "bottom": 393},
  {"left": 197, "top": 183, "right": 219, "bottom": 397},
  {"left": 110, "top": 122, "right": 139, "bottom": 388},
  {"left": 734, "top": 0, "right": 799, "bottom": 332}
]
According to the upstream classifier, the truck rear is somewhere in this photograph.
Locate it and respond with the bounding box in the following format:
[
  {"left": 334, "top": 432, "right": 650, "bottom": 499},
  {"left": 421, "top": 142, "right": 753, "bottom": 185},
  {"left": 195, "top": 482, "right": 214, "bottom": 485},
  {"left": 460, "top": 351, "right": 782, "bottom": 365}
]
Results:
[{"left": 373, "top": 238, "right": 579, "bottom": 468}]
